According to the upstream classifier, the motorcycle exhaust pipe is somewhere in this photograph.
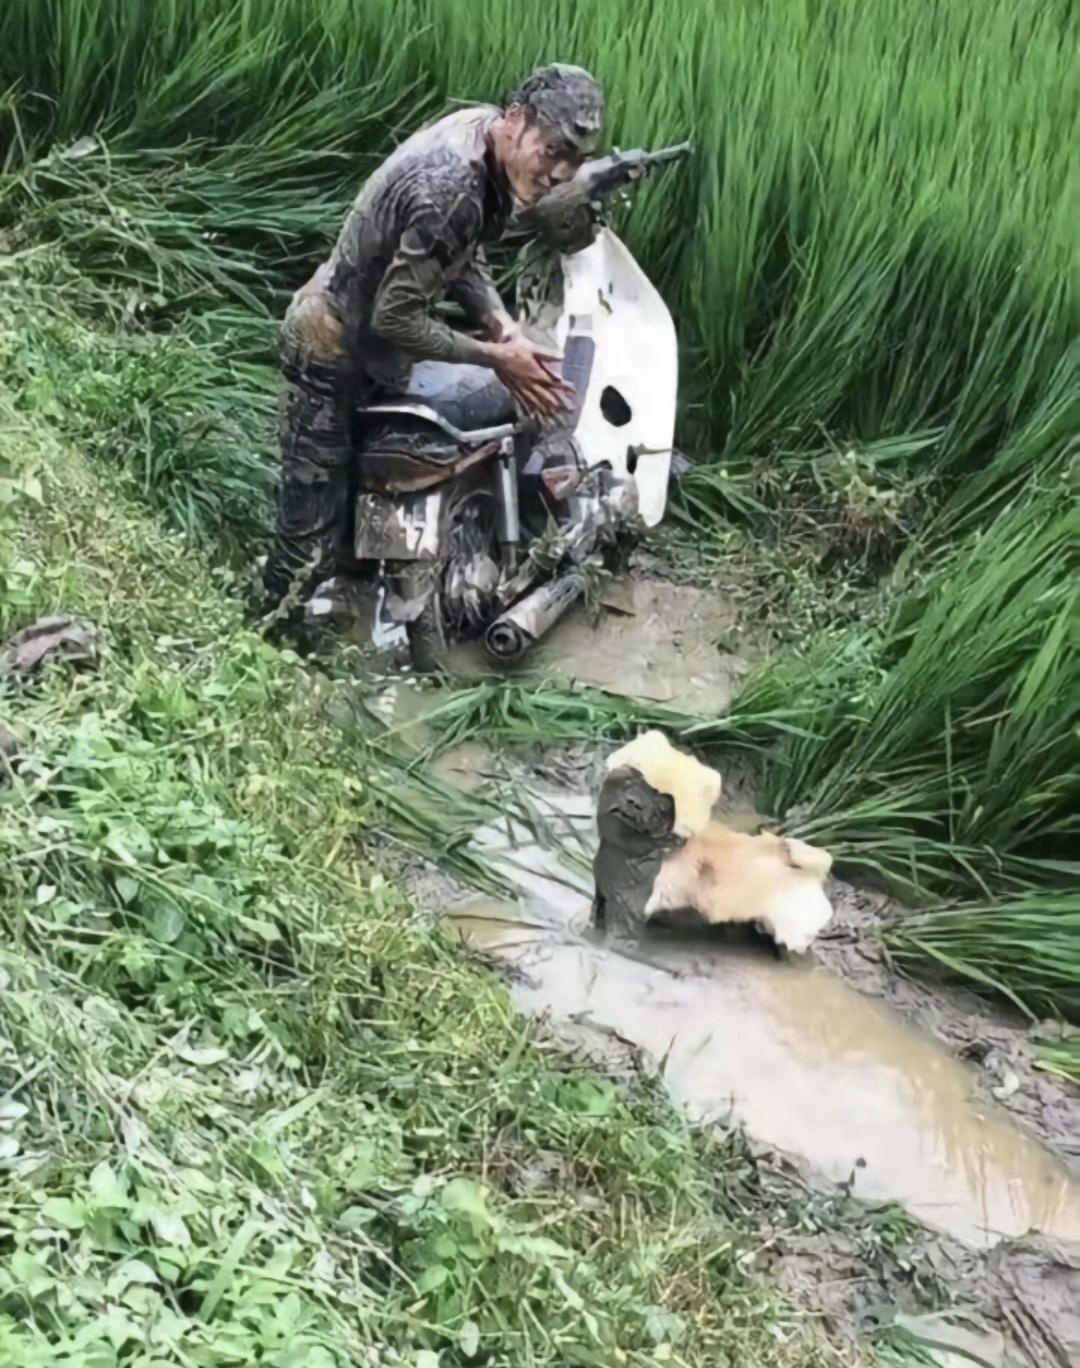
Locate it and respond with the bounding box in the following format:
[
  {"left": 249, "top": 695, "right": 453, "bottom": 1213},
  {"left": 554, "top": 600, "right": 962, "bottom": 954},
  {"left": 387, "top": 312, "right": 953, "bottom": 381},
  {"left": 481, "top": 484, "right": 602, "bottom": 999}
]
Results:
[{"left": 484, "top": 570, "right": 585, "bottom": 661}]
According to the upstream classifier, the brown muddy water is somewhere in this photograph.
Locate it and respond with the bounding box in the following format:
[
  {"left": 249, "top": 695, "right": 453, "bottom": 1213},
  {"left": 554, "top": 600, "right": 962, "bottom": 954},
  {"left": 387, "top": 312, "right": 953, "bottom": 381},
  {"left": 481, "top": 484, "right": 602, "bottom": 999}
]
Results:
[
  {"left": 434, "top": 783, "right": 1080, "bottom": 1255},
  {"left": 339, "top": 576, "right": 755, "bottom": 713},
  {"left": 360, "top": 588, "right": 1080, "bottom": 1261}
]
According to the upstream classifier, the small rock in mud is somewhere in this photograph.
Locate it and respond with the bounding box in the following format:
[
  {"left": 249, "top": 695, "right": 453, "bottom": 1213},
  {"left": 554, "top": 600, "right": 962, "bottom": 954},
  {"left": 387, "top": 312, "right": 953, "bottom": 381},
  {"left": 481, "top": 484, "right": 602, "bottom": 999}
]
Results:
[{"left": 1, "top": 614, "right": 98, "bottom": 675}]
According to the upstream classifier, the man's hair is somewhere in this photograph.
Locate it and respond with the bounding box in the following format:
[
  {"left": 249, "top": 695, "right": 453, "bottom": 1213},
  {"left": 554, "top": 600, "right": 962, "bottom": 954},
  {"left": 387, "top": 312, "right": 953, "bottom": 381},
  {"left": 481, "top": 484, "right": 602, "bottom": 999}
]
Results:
[{"left": 505, "top": 63, "right": 604, "bottom": 143}]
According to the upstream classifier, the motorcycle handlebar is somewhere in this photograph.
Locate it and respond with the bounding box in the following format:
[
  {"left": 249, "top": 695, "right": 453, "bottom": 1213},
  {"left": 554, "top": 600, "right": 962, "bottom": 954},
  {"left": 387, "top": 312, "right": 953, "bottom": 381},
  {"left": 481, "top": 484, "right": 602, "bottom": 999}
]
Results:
[
  {"left": 572, "top": 141, "right": 692, "bottom": 200},
  {"left": 509, "top": 140, "right": 691, "bottom": 252}
]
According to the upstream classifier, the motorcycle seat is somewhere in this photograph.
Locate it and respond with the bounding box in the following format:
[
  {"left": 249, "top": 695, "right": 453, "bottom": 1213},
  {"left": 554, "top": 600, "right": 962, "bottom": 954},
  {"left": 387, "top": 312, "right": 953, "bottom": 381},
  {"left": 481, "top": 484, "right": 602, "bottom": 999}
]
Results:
[{"left": 396, "top": 360, "right": 517, "bottom": 433}]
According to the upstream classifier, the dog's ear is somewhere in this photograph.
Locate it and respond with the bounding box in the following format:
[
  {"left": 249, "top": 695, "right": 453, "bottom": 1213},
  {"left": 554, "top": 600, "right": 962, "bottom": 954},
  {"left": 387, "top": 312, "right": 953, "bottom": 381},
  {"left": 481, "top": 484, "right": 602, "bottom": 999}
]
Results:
[{"left": 781, "top": 837, "right": 833, "bottom": 877}]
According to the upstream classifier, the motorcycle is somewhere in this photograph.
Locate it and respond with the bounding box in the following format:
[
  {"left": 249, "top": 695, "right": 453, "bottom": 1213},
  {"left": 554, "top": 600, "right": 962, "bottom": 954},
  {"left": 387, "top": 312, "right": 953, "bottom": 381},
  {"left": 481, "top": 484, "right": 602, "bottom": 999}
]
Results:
[{"left": 317, "top": 141, "right": 690, "bottom": 670}]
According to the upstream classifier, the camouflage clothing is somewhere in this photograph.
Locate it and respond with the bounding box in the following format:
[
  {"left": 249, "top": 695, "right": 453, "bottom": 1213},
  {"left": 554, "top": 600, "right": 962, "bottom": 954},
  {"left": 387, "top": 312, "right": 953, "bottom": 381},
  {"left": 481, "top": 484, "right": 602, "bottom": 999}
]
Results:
[
  {"left": 281, "top": 106, "right": 514, "bottom": 387},
  {"left": 263, "top": 106, "right": 515, "bottom": 611},
  {"left": 509, "top": 64, "right": 604, "bottom": 159}
]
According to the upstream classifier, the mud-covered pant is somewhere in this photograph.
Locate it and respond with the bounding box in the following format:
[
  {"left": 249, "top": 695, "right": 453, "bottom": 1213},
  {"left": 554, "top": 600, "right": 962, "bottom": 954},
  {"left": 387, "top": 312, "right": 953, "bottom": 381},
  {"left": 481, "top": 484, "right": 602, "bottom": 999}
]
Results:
[{"left": 261, "top": 363, "right": 358, "bottom": 614}]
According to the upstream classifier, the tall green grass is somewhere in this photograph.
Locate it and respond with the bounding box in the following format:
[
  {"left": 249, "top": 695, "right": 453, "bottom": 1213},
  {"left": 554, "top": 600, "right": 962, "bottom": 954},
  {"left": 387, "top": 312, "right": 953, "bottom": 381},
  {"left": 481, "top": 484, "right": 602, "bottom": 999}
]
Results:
[
  {"left": 758, "top": 477, "right": 1079, "bottom": 899},
  {"left": 1, "top": 0, "right": 1075, "bottom": 528}
]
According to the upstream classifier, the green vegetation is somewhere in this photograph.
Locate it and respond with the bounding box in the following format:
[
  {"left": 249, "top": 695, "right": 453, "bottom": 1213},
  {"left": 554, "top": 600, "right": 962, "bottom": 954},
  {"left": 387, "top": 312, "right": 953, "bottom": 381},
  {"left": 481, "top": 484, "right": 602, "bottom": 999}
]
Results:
[
  {"left": 1, "top": 412, "right": 842, "bottom": 1365},
  {"left": 0, "top": 1, "right": 1077, "bottom": 1361},
  {"left": 1, "top": 0, "right": 1075, "bottom": 524}
]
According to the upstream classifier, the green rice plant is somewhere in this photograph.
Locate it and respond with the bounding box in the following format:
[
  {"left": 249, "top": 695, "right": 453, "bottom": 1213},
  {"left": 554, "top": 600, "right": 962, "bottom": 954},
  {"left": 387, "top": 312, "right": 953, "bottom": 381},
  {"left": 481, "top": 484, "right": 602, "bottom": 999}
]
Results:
[
  {"left": 1033, "top": 1033, "right": 1080, "bottom": 1085},
  {"left": 757, "top": 480, "right": 1078, "bottom": 900},
  {"left": 0, "top": 0, "right": 1074, "bottom": 527},
  {"left": 887, "top": 893, "right": 1080, "bottom": 1021}
]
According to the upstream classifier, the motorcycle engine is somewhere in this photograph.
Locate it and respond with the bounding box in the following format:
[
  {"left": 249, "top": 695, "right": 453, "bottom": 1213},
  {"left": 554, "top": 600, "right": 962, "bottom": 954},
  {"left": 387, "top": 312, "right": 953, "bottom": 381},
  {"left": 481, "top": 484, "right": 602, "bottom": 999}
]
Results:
[{"left": 441, "top": 489, "right": 501, "bottom": 633}]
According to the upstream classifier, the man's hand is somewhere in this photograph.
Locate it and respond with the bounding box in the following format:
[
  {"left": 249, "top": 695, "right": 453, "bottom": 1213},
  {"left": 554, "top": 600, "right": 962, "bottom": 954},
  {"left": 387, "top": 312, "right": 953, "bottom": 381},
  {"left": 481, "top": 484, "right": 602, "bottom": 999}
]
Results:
[{"left": 486, "top": 335, "right": 573, "bottom": 423}]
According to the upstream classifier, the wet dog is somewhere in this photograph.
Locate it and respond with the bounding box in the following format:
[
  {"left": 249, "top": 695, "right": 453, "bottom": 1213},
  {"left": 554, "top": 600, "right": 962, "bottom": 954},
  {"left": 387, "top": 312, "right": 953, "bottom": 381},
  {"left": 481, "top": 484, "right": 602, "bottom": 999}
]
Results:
[
  {"left": 642, "top": 825, "right": 834, "bottom": 955},
  {"left": 605, "top": 729, "right": 721, "bottom": 838},
  {"left": 594, "top": 731, "right": 834, "bottom": 955}
]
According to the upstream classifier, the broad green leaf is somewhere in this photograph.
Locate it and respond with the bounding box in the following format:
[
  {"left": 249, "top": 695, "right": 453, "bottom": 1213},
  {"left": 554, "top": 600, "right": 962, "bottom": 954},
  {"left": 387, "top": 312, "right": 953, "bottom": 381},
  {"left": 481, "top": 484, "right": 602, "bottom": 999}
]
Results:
[
  {"left": 150, "top": 1210, "right": 191, "bottom": 1247},
  {"left": 174, "top": 1045, "right": 229, "bottom": 1067},
  {"left": 150, "top": 902, "right": 185, "bottom": 943},
  {"left": 338, "top": 1205, "right": 375, "bottom": 1233},
  {"left": 440, "top": 1177, "right": 490, "bottom": 1225},
  {"left": 458, "top": 1320, "right": 480, "bottom": 1355},
  {"left": 237, "top": 914, "right": 281, "bottom": 942},
  {"left": 42, "top": 1196, "right": 85, "bottom": 1229},
  {"left": 497, "top": 1232, "right": 571, "bottom": 1263},
  {"left": 275, "top": 1291, "right": 302, "bottom": 1334},
  {"left": 89, "top": 1161, "right": 129, "bottom": 1209},
  {"left": 108, "top": 1258, "right": 158, "bottom": 1293},
  {"left": 416, "top": 1264, "right": 449, "bottom": 1293},
  {"left": 115, "top": 876, "right": 140, "bottom": 904},
  {"left": 10, "top": 1249, "right": 50, "bottom": 1287}
]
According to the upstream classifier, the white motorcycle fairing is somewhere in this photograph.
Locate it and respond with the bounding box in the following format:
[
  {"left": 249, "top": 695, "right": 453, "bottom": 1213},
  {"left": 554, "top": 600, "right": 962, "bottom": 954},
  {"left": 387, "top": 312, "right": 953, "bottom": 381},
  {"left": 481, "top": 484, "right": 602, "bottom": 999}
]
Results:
[{"left": 553, "top": 225, "right": 677, "bottom": 527}]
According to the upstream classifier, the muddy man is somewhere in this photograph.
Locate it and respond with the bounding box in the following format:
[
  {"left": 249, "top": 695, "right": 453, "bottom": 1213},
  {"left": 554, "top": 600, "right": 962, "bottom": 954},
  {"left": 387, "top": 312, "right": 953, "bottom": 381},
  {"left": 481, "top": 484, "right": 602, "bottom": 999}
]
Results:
[{"left": 261, "top": 63, "right": 606, "bottom": 626}]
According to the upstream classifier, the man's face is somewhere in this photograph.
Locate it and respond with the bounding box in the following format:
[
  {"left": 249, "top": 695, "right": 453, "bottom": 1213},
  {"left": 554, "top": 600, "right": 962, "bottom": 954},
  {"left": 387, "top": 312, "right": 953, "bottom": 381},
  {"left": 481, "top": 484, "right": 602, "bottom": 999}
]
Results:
[{"left": 500, "top": 105, "right": 591, "bottom": 205}]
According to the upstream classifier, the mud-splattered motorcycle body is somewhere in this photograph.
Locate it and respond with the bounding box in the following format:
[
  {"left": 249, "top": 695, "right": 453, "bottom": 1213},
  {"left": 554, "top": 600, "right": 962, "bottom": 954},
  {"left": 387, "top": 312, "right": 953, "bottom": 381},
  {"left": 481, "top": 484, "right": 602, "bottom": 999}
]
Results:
[{"left": 328, "top": 142, "right": 689, "bottom": 668}]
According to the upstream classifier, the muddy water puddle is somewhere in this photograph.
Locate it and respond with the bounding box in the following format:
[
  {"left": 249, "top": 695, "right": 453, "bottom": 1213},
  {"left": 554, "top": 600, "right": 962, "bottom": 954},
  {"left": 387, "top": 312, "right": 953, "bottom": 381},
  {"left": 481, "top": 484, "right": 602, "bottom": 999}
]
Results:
[
  {"left": 344, "top": 575, "right": 754, "bottom": 714},
  {"left": 465, "top": 918, "right": 1080, "bottom": 1248},
  {"left": 433, "top": 790, "right": 1080, "bottom": 1253},
  {"left": 364, "top": 652, "right": 1080, "bottom": 1258}
]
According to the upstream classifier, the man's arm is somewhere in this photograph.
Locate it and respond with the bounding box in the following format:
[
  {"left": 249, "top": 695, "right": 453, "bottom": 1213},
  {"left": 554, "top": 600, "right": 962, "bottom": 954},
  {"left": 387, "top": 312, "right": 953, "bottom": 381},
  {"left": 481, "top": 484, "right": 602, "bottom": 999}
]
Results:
[
  {"left": 370, "top": 197, "right": 495, "bottom": 366},
  {"left": 371, "top": 186, "right": 571, "bottom": 419},
  {"left": 446, "top": 247, "right": 515, "bottom": 341}
]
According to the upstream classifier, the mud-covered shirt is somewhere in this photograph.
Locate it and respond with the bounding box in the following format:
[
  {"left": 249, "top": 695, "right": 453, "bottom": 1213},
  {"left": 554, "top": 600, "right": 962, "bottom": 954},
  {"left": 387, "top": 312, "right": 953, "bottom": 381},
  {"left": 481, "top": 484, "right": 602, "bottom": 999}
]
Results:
[{"left": 281, "top": 106, "right": 514, "bottom": 394}]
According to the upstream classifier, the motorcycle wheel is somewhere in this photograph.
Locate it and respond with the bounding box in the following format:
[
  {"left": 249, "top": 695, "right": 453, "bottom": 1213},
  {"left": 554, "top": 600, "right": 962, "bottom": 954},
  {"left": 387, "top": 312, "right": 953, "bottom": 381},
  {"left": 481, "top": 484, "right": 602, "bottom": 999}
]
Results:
[{"left": 390, "top": 481, "right": 500, "bottom": 675}]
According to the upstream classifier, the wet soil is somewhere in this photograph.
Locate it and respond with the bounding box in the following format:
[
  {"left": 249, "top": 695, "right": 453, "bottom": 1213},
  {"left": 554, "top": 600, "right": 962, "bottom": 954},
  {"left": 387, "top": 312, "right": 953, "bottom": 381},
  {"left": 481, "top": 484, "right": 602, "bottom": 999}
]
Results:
[
  {"left": 402, "top": 785, "right": 1080, "bottom": 1367},
  {"left": 326, "top": 571, "right": 757, "bottom": 711},
  {"left": 526, "top": 578, "right": 756, "bottom": 712},
  {"left": 354, "top": 573, "right": 1079, "bottom": 1367}
]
